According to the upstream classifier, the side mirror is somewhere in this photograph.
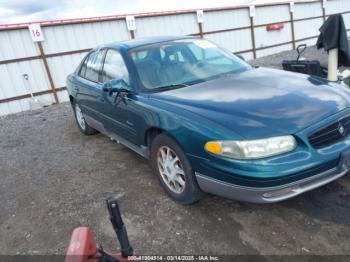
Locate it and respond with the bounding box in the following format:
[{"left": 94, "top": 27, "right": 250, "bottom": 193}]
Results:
[{"left": 102, "top": 79, "right": 131, "bottom": 95}]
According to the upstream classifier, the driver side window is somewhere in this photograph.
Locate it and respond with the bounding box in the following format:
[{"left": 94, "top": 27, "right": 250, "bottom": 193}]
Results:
[{"left": 101, "top": 49, "right": 129, "bottom": 84}]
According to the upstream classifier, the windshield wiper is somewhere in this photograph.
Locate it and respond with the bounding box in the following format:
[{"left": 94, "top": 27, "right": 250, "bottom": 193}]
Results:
[{"left": 152, "top": 83, "right": 189, "bottom": 91}]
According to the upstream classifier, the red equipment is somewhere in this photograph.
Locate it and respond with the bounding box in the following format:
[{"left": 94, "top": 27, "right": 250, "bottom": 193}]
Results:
[{"left": 65, "top": 198, "right": 134, "bottom": 262}]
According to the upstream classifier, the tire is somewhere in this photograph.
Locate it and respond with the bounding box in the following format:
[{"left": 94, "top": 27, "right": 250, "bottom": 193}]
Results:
[
  {"left": 72, "top": 102, "right": 97, "bottom": 135},
  {"left": 151, "top": 133, "right": 205, "bottom": 204}
]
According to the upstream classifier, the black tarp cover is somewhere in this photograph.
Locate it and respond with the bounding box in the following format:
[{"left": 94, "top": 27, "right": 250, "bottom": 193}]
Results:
[{"left": 316, "top": 14, "right": 350, "bottom": 67}]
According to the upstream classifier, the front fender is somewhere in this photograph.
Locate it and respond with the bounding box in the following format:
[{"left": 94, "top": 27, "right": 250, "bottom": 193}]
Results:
[{"left": 142, "top": 97, "right": 243, "bottom": 158}]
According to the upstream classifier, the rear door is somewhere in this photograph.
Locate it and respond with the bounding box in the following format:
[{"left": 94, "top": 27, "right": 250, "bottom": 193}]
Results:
[{"left": 75, "top": 49, "right": 106, "bottom": 122}]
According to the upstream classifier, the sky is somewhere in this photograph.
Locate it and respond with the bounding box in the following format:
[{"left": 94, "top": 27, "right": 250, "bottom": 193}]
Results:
[{"left": 0, "top": 0, "right": 291, "bottom": 24}]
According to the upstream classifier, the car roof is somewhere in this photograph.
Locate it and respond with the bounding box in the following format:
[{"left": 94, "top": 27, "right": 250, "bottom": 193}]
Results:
[{"left": 95, "top": 35, "right": 198, "bottom": 51}]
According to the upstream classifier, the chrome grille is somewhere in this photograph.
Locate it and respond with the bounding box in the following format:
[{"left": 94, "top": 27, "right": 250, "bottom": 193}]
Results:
[{"left": 308, "top": 116, "right": 350, "bottom": 149}]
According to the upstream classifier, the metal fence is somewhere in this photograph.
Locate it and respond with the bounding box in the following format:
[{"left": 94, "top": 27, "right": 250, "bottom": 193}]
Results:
[{"left": 0, "top": 0, "right": 349, "bottom": 116}]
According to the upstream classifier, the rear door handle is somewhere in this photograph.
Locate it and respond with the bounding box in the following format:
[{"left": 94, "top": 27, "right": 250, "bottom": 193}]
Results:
[{"left": 74, "top": 86, "right": 79, "bottom": 92}]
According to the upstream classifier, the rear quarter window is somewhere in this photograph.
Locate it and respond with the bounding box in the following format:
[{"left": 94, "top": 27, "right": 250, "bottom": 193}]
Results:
[{"left": 78, "top": 50, "right": 105, "bottom": 82}]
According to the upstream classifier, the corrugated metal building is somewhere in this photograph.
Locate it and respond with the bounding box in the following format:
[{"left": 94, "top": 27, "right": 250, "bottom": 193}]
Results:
[{"left": 0, "top": 0, "right": 349, "bottom": 116}]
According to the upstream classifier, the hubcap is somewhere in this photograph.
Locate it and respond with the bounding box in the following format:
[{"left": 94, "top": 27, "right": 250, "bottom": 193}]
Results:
[
  {"left": 75, "top": 104, "right": 86, "bottom": 130},
  {"left": 157, "top": 146, "right": 186, "bottom": 194}
]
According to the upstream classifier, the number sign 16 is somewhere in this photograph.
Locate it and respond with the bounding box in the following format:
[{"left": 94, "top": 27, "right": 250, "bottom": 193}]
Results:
[{"left": 28, "top": 24, "right": 44, "bottom": 42}]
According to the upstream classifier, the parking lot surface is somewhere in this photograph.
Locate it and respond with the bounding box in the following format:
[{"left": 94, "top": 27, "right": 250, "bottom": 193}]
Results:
[{"left": 1, "top": 47, "right": 350, "bottom": 256}]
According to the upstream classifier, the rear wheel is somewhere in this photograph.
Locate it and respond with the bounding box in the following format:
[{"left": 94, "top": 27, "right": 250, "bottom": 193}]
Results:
[
  {"left": 151, "top": 133, "right": 205, "bottom": 204},
  {"left": 72, "top": 102, "right": 97, "bottom": 135}
]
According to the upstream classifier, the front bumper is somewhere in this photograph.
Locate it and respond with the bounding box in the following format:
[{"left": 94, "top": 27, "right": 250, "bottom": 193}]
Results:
[
  {"left": 196, "top": 167, "right": 348, "bottom": 203},
  {"left": 191, "top": 109, "right": 350, "bottom": 203}
]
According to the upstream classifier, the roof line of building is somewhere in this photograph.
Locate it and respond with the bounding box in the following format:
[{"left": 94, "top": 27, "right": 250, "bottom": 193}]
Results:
[{"left": 0, "top": 0, "right": 320, "bottom": 31}]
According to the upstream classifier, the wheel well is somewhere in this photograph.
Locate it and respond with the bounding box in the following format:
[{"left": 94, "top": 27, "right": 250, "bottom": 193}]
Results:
[
  {"left": 145, "top": 127, "right": 163, "bottom": 148},
  {"left": 145, "top": 128, "right": 186, "bottom": 153}
]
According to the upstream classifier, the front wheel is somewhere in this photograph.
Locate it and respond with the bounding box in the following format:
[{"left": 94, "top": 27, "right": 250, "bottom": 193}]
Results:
[
  {"left": 151, "top": 133, "right": 205, "bottom": 204},
  {"left": 72, "top": 103, "right": 97, "bottom": 135}
]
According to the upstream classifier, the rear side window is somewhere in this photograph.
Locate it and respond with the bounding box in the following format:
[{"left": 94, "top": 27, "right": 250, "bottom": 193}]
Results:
[
  {"left": 101, "top": 49, "right": 129, "bottom": 84},
  {"left": 79, "top": 50, "right": 105, "bottom": 82}
]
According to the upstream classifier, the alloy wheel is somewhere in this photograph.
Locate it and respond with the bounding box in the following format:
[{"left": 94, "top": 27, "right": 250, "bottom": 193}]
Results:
[
  {"left": 75, "top": 104, "right": 86, "bottom": 130},
  {"left": 157, "top": 146, "right": 186, "bottom": 194}
]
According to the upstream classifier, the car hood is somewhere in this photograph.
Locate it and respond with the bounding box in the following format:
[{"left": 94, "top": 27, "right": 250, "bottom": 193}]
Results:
[{"left": 149, "top": 68, "right": 350, "bottom": 139}]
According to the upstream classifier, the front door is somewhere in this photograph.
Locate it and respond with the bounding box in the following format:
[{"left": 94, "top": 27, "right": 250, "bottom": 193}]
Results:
[{"left": 99, "top": 49, "right": 138, "bottom": 143}]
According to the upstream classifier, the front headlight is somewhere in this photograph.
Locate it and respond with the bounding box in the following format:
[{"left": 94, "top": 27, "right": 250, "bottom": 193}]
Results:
[{"left": 205, "top": 135, "right": 297, "bottom": 160}]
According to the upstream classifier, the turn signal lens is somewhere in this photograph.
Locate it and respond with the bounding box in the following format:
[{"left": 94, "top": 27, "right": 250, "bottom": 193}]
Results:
[{"left": 205, "top": 141, "right": 222, "bottom": 155}]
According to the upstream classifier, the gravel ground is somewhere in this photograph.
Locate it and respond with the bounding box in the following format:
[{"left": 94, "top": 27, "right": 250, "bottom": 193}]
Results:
[
  {"left": 1, "top": 46, "right": 350, "bottom": 257},
  {"left": 250, "top": 44, "right": 329, "bottom": 69},
  {"left": 250, "top": 41, "right": 349, "bottom": 72}
]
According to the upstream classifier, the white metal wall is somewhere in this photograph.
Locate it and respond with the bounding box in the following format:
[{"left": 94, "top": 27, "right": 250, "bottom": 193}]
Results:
[
  {"left": 0, "top": 19, "right": 133, "bottom": 115},
  {"left": 42, "top": 20, "right": 130, "bottom": 54},
  {"left": 135, "top": 13, "right": 198, "bottom": 37},
  {"left": 327, "top": 0, "right": 350, "bottom": 15},
  {"left": 0, "top": 0, "right": 349, "bottom": 116},
  {"left": 204, "top": 8, "right": 253, "bottom": 60},
  {"left": 0, "top": 29, "right": 38, "bottom": 60},
  {"left": 327, "top": 0, "right": 350, "bottom": 38},
  {"left": 254, "top": 4, "right": 293, "bottom": 57}
]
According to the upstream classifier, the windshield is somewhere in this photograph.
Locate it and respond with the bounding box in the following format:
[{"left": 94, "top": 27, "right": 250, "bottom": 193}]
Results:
[{"left": 129, "top": 39, "right": 251, "bottom": 90}]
